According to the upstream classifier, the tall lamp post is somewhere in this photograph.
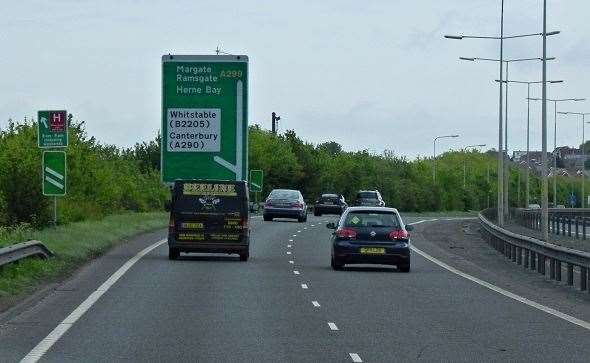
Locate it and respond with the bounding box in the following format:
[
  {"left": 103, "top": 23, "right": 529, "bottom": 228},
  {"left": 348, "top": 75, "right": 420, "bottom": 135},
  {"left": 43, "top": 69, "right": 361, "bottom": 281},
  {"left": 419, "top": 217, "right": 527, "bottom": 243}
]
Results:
[
  {"left": 529, "top": 98, "right": 586, "bottom": 206},
  {"left": 494, "top": 79, "right": 564, "bottom": 207},
  {"left": 445, "top": 10, "right": 559, "bottom": 225},
  {"left": 557, "top": 112, "right": 590, "bottom": 208},
  {"left": 433, "top": 135, "right": 460, "bottom": 183},
  {"left": 463, "top": 144, "right": 487, "bottom": 188},
  {"left": 460, "top": 57, "right": 554, "bottom": 218}
]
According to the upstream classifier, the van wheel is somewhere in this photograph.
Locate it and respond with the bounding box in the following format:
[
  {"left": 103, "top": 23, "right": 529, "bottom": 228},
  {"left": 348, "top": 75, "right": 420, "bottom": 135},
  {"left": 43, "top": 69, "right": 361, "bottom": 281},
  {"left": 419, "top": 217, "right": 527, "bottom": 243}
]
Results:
[
  {"left": 399, "top": 264, "right": 410, "bottom": 273},
  {"left": 168, "top": 248, "right": 180, "bottom": 260},
  {"left": 239, "top": 252, "right": 249, "bottom": 261},
  {"left": 314, "top": 211, "right": 321, "bottom": 217},
  {"left": 263, "top": 215, "right": 273, "bottom": 221}
]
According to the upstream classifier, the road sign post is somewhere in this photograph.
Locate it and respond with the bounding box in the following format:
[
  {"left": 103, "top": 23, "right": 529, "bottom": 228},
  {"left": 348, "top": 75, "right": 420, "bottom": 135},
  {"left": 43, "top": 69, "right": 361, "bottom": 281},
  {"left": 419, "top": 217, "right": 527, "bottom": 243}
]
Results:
[
  {"left": 249, "top": 169, "right": 263, "bottom": 193},
  {"left": 42, "top": 151, "right": 67, "bottom": 225},
  {"left": 161, "top": 55, "right": 248, "bottom": 183},
  {"left": 38, "top": 110, "right": 68, "bottom": 148}
]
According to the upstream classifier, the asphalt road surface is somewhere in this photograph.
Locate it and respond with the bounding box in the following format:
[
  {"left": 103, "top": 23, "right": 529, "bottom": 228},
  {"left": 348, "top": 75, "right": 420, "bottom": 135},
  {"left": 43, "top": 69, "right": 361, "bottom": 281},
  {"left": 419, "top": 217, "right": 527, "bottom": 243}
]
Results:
[{"left": 1, "top": 215, "right": 590, "bottom": 362}]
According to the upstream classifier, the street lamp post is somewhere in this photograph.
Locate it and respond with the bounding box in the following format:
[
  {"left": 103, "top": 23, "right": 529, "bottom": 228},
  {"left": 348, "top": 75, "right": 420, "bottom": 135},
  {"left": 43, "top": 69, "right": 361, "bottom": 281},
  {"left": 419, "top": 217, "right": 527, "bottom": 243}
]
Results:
[
  {"left": 557, "top": 112, "right": 590, "bottom": 208},
  {"left": 462, "top": 144, "right": 487, "bottom": 188},
  {"left": 433, "top": 135, "right": 460, "bottom": 184},
  {"left": 444, "top": 2, "right": 559, "bottom": 226},
  {"left": 461, "top": 57, "right": 554, "bottom": 218},
  {"left": 495, "top": 79, "right": 564, "bottom": 207},
  {"left": 529, "top": 98, "right": 586, "bottom": 206}
]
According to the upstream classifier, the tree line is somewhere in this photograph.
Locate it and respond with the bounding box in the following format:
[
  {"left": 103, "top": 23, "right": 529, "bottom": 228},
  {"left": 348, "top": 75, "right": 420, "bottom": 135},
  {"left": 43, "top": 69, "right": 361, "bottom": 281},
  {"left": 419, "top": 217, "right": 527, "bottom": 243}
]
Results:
[{"left": 1, "top": 117, "right": 586, "bottom": 228}]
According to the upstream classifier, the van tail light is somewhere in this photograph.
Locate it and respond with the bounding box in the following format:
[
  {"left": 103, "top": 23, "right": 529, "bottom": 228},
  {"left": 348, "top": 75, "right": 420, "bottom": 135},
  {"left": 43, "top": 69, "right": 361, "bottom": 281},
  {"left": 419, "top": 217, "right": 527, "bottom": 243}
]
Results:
[
  {"left": 336, "top": 228, "right": 357, "bottom": 240},
  {"left": 388, "top": 229, "right": 409, "bottom": 241}
]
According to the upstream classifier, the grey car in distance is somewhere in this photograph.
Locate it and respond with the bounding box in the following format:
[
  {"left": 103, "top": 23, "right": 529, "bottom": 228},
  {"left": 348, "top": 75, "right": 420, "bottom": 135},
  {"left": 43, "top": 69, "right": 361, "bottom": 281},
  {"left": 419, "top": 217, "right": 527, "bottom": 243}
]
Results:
[{"left": 263, "top": 189, "right": 308, "bottom": 222}]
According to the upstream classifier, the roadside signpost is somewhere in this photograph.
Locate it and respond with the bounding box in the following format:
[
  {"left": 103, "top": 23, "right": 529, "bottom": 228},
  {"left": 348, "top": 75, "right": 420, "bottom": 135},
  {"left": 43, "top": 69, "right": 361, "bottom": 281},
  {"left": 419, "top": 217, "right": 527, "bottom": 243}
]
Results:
[
  {"left": 38, "top": 110, "right": 68, "bottom": 148},
  {"left": 161, "top": 55, "right": 248, "bottom": 183},
  {"left": 42, "top": 151, "right": 67, "bottom": 225},
  {"left": 249, "top": 169, "right": 263, "bottom": 212}
]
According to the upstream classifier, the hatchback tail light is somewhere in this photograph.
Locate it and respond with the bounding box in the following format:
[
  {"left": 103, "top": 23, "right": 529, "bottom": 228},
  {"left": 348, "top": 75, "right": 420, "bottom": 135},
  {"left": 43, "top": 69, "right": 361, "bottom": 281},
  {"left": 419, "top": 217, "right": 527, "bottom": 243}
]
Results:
[
  {"left": 265, "top": 200, "right": 273, "bottom": 207},
  {"left": 293, "top": 201, "right": 304, "bottom": 209},
  {"left": 336, "top": 228, "right": 357, "bottom": 240},
  {"left": 388, "top": 229, "right": 409, "bottom": 241}
]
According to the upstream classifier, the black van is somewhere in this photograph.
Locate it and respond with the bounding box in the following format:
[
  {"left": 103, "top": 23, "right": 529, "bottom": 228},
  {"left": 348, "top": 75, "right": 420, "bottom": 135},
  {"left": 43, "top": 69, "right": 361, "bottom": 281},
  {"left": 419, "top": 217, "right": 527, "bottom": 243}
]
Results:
[{"left": 167, "top": 180, "right": 250, "bottom": 261}]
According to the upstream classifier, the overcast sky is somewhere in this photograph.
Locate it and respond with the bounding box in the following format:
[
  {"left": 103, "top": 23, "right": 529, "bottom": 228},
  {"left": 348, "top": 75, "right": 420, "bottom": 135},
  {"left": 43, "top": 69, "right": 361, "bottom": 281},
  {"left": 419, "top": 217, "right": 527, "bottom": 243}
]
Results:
[{"left": 1, "top": 0, "right": 588, "bottom": 158}]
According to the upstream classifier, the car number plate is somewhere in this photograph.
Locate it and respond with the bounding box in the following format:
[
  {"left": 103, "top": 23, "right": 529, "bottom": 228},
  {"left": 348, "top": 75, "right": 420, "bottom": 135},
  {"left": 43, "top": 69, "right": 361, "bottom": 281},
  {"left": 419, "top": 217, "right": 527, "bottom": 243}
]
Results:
[{"left": 360, "top": 247, "right": 385, "bottom": 255}]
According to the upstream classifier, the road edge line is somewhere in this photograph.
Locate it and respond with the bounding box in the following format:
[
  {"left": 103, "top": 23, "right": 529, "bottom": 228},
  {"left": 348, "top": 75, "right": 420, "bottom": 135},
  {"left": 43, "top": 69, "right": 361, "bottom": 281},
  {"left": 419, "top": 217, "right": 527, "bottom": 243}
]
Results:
[{"left": 20, "top": 238, "right": 167, "bottom": 362}]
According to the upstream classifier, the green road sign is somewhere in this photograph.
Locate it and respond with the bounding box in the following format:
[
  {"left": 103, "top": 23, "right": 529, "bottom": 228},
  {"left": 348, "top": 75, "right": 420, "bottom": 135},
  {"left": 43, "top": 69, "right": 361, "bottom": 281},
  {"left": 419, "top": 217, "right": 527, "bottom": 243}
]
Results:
[
  {"left": 43, "top": 151, "right": 67, "bottom": 196},
  {"left": 161, "top": 55, "right": 248, "bottom": 183},
  {"left": 249, "top": 169, "right": 263, "bottom": 192},
  {"left": 38, "top": 110, "right": 68, "bottom": 148}
]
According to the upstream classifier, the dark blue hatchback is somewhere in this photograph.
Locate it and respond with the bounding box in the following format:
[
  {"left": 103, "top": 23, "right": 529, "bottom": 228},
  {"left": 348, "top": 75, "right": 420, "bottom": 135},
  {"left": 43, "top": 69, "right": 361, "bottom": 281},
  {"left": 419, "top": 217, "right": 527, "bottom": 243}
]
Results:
[{"left": 327, "top": 207, "right": 413, "bottom": 272}]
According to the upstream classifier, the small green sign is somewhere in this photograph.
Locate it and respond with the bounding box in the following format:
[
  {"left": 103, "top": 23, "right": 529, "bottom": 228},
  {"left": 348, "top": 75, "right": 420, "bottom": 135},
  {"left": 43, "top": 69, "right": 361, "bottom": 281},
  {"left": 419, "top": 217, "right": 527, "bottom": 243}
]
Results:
[
  {"left": 43, "top": 151, "right": 67, "bottom": 196},
  {"left": 249, "top": 169, "right": 263, "bottom": 192},
  {"left": 38, "top": 110, "right": 68, "bottom": 148},
  {"left": 161, "top": 55, "right": 248, "bottom": 183}
]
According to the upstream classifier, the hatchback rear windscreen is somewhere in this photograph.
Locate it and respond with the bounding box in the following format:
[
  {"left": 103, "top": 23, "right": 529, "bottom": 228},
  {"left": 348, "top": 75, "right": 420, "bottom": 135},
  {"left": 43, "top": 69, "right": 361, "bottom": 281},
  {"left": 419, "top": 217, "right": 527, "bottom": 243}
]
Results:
[
  {"left": 344, "top": 211, "right": 400, "bottom": 228},
  {"left": 269, "top": 190, "right": 299, "bottom": 200},
  {"left": 357, "top": 192, "right": 378, "bottom": 199}
]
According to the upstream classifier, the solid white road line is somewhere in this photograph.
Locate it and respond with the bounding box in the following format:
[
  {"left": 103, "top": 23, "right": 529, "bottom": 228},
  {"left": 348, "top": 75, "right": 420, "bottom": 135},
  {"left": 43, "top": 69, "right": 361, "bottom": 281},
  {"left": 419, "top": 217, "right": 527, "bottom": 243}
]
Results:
[
  {"left": 20, "top": 238, "right": 167, "bottom": 363},
  {"left": 301, "top": 283, "right": 308, "bottom": 289},
  {"left": 293, "top": 270, "right": 300, "bottom": 275},
  {"left": 411, "top": 244, "right": 590, "bottom": 331},
  {"left": 312, "top": 301, "right": 320, "bottom": 307},
  {"left": 328, "top": 322, "right": 339, "bottom": 331},
  {"left": 349, "top": 353, "right": 363, "bottom": 362}
]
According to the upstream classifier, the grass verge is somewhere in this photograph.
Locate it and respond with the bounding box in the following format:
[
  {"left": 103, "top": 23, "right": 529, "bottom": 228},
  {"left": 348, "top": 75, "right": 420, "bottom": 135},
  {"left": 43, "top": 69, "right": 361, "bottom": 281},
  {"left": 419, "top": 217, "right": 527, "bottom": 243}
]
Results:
[{"left": 0, "top": 212, "right": 167, "bottom": 303}]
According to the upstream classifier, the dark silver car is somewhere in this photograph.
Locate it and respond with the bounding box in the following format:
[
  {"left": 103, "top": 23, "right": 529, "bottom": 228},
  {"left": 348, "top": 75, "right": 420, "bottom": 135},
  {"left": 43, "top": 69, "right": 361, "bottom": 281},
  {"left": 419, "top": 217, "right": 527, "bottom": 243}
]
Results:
[{"left": 263, "top": 189, "right": 307, "bottom": 222}]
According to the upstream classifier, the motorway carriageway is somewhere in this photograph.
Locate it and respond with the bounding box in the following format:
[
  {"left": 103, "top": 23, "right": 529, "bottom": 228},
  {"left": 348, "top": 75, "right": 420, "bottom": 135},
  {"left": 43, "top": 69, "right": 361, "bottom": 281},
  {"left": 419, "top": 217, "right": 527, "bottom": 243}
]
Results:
[{"left": 1, "top": 215, "right": 590, "bottom": 362}]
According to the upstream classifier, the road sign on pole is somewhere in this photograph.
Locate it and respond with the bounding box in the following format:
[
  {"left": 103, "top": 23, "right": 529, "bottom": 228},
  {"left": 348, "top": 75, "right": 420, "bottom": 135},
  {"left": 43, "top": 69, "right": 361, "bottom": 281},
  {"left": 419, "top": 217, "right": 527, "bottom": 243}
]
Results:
[
  {"left": 38, "top": 110, "right": 68, "bottom": 148},
  {"left": 161, "top": 55, "right": 248, "bottom": 183},
  {"left": 249, "top": 169, "right": 263, "bottom": 192},
  {"left": 43, "top": 151, "right": 67, "bottom": 196}
]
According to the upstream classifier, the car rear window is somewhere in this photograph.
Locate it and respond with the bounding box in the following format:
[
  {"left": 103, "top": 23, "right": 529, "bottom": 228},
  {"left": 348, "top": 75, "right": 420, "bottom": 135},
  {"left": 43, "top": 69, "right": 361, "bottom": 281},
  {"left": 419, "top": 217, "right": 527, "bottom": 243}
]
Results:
[
  {"left": 356, "top": 192, "right": 378, "bottom": 199},
  {"left": 269, "top": 190, "right": 299, "bottom": 200},
  {"left": 343, "top": 211, "right": 399, "bottom": 228}
]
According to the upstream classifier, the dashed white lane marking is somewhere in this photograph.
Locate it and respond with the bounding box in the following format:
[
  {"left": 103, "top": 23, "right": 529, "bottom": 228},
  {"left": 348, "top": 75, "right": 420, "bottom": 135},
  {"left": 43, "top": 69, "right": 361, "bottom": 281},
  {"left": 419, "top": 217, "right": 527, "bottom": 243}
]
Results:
[
  {"left": 311, "top": 225, "right": 315, "bottom": 227},
  {"left": 289, "top": 260, "right": 294, "bottom": 264},
  {"left": 411, "top": 218, "right": 590, "bottom": 331},
  {"left": 20, "top": 238, "right": 167, "bottom": 363},
  {"left": 289, "top": 239, "right": 294, "bottom": 242},
  {"left": 287, "top": 251, "right": 292, "bottom": 255},
  {"left": 297, "top": 230, "right": 302, "bottom": 233},
  {"left": 292, "top": 234, "right": 297, "bottom": 237},
  {"left": 301, "top": 283, "right": 308, "bottom": 289},
  {"left": 328, "top": 322, "right": 339, "bottom": 331},
  {"left": 349, "top": 353, "right": 363, "bottom": 362},
  {"left": 287, "top": 244, "right": 292, "bottom": 248},
  {"left": 293, "top": 270, "right": 300, "bottom": 275},
  {"left": 312, "top": 301, "right": 320, "bottom": 307},
  {"left": 304, "top": 227, "right": 308, "bottom": 230}
]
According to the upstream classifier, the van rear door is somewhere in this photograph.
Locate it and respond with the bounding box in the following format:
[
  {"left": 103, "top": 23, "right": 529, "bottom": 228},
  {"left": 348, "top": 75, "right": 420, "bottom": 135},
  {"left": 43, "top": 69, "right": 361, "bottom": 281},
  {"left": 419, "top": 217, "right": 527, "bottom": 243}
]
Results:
[{"left": 172, "top": 181, "right": 248, "bottom": 244}]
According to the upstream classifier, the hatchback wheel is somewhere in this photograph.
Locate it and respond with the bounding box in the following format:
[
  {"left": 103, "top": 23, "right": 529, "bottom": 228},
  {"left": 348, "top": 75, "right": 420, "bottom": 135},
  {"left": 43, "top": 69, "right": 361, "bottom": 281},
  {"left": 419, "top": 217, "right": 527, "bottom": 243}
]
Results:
[{"left": 331, "top": 256, "right": 344, "bottom": 270}]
